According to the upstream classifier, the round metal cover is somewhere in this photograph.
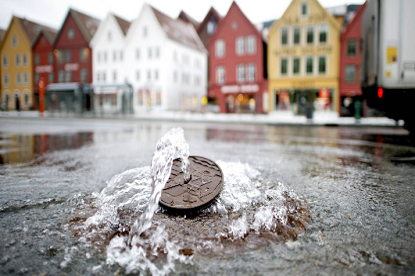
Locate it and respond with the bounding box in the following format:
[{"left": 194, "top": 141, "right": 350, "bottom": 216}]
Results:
[{"left": 159, "top": 156, "right": 223, "bottom": 212}]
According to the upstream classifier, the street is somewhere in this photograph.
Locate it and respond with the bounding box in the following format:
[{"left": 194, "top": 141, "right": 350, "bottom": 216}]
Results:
[{"left": 0, "top": 117, "right": 414, "bottom": 275}]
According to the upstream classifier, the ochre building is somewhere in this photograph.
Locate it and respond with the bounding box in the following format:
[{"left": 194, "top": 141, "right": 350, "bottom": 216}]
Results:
[{"left": 268, "top": 0, "right": 341, "bottom": 115}]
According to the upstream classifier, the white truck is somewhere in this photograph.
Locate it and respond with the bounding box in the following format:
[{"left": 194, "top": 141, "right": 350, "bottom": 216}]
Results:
[{"left": 360, "top": 0, "right": 415, "bottom": 131}]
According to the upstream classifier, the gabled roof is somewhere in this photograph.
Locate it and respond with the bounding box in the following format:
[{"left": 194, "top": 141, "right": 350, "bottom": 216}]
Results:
[
  {"left": 31, "top": 27, "right": 58, "bottom": 48},
  {"left": 196, "top": 7, "right": 222, "bottom": 33},
  {"left": 54, "top": 8, "right": 101, "bottom": 45},
  {"left": 149, "top": 5, "right": 205, "bottom": 51},
  {"left": 342, "top": 2, "right": 366, "bottom": 39},
  {"left": 113, "top": 14, "right": 131, "bottom": 36},
  {"left": 178, "top": 11, "right": 199, "bottom": 29},
  {"left": 209, "top": 2, "right": 263, "bottom": 46},
  {"left": 15, "top": 16, "right": 56, "bottom": 44}
]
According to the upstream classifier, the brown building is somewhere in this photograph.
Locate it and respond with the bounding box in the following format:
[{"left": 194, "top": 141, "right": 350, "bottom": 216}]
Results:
[{"left": 177, "top": 11, "right": 199, "bottom": 29}]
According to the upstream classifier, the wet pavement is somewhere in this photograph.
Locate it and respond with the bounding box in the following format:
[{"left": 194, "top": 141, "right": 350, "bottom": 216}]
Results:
[{"left": 0, "top": 117, "right": 414, "bottom": 275}]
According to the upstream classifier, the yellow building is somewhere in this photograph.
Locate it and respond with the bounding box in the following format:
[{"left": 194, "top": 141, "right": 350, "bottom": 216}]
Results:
[
  {"left": 0, "top": 16, "right": 53, "bottom": 111},
  {"left": 268, "top": 0, "right": 341, "bottom": 116}
]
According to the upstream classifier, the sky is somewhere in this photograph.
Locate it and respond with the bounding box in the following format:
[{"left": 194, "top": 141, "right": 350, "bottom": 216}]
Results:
[{"left": 0, "top": 0, "right": 366, "bottom": 30}]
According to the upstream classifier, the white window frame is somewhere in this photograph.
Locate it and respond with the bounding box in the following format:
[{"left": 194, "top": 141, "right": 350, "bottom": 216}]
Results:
[
  {"left": 305, "top": 56, "right": 314, "bottom": 75},
  {"left": 3, "top": 73, "right": 9, "bottom": 87},
  {"left": 16, "top": 73, "right": 21, "bottom": 86},
  {"left": 237, "top": 64, "right": 245, "bottom": 83},
  {"left": 293, "top": 57, "right": 301, "bottom": 75},
  {"left": 345, "top": 65, "right": 356, "bottom": 82},
  {"left": 216, "top": 66, "right": 225, "bottom": 84},
  {"left": 23, "top": 54, "right": 27, "bottom": 66},
  {"left": 68, "top": 29, "right": 74, "bottom": 39},
  {"left": 236, "top": 37, "right": 245, "bottom": 55},
  {"left": 319, "top": 24, "right": 329, "bottom": 44},
  {"left": 293, "top": 26, "right": 301, "bottom": 45},
  {"left": 247, "top": 64, "right": 256, "bottom": 82},
  {"left": 215, "top": 39, "right": 225, "bottom": 58},
  {"left": 23, "top": 72, "right": 28, "bottom": 85},
  {"left": 136, "top": 49, "right": 140, "bottom": 60},
  {"left": 280, "top": 58, "right": 288, "bottom": 76},
  {"left": 113, "top": 70, "right": 117, "bottom": 82},
  {"left": 15, "top": 54, "right": 20, "bottom": 67},
  {"left": 246, "top": 36, "right": 256, "bottom": 54},
  {"left": 306, "top": 25, "right": 314, "bottom": 45},
  {"left": 281, "top": 27, "right": 289, "bottom": 46},
  {"left": 318, "top": 56, "right": 328, "bottom": 75},
  {"left": 300, "top": 2, "right": 309, "bottom": 17},
  {"left": 12, "top": 35, "right": 17, "bottom": 47},
  {"left": 2, "top": 55, "right": 8, "bottom": 68},
  {"left": 207, "top": 21, "right": 216, "bottom": 35}
]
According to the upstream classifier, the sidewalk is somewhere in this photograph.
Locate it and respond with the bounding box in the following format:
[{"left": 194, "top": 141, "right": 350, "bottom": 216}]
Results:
[{"left": 0, "top": 110, "right": 402, "bottom": 127}]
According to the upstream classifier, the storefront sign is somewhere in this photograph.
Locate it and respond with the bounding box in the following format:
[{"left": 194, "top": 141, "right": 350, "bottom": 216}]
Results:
[
  {"left": 64, "top": 63, "right": 79, "bottom": 71},
  {"left": 292, "top": 80, "right": 315, "bottom": 88},
  {"left": 35, "top": 65, "right": 53, "bottom": 73},
  {"left": 221, "top": 84, "right": 259, "bottom": 94},
  {"left": 275, "top": 46, "right": 332, "bottom": 56},
  {"left": 281, "top": 12, "right": 327, "bottom": 25}
]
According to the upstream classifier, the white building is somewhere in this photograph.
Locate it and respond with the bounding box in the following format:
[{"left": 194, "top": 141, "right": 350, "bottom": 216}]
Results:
[
  {"left": 90, "top": 13, "right": 132, "bottom": 114},
  {"left": 124, "top": 4, "right": 207, "bottom": 112}
]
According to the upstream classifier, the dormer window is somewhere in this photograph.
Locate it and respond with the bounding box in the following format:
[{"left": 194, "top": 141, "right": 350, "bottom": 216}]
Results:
[
  {"left": 300, "top": 3, "right": 309, "bottom": 17},
  {"left": 207, "top": 21, "right": 216, "bottom": 35}
]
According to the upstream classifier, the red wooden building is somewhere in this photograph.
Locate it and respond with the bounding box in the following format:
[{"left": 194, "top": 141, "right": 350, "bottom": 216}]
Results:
[
  {"left": 208, "top": 2, "right": 268, "bottom": 114},
  {"left": 339, "top": 3, "right": 366, "bottom": 116},
  {"left": 53, "top": 9, "right": 100, "bottom": 85},
  {"left": 32, "top": 28, "right": 57, "bottom": 108}
]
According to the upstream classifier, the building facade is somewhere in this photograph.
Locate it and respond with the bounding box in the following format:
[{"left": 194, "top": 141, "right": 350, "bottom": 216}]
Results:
[
  {"left": 90, "top": 13, "right": 132, "bottom": 114},
  {"left": 124, "top": 4, "right": 207, "bottom": 112},
  {"left": 32, "top": 29, "right": 57, "bottom": 109},
  {"left": 268, "top": 0, "right": 341, "bottom": 116},
  {"left": 339, "top": 3, "right": 365, "bottom": 117},
  {"left": 0, "top": 17, "right": 54, "bottom": 111},
  {"left": 0, "top": 28, "right": 5, "bottom": 104},
  {"left": 209, "top": 2, "right": 268, "bottom": 114}
]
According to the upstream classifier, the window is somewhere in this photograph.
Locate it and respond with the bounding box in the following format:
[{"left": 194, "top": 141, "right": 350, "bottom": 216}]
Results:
[
  {"left": 237, "top": 64, "right": 245, "bottom": 82},
  {"left": 306, "top": 26, "right": 314, "bottom": 44},
  {"left": 24, "top": 93, "right": 29, "bottom": 105},
  {"left": 68, "top": 28, "right": 74, "bottom": 39},
  {"left": 113, "top": 70, "right": 116, "bottom": 82},
  {"left": 16, "top": 73, "right": 21, "bottom": 85},
  {"left": 347, "top": 40, "right": 357, "bottom": 56},
  {"left": 3, "top": 73, "right": 9, "bottom": 86},
  {"left": 345, "top": 65, "right": 356, "bottom": 82},
  {"left": 48, "top": 52, "right": 53, "bottom": 64},
  {"left": 136, "top": 49, "right": 140, "bottom": 60},
  {"left": 232, "top": 22, "right": 238, "bottom": 30},
  {"left": 236, "top": 37, "right": 244, "bottom": 55},
  {"left": 16, "top": 54, "right": 20, "bottom": 66},
  {"left": 23, "top": 54, "right": 27, "bottom": 66},
  {"left": 58, "top": 51, "right": 63, "bottom": 63},
  {"left": 24, "top": 72, "right": 28, "bottom": 85},
  {"left": 147, "top": 70, "right": 151, "bottom": 80},
  {"left": 318, "top": 56, "right": 326, "bottom": 74},
  {"left": 319, "top": 25, "right": 328, "bottom": 43},
  {"left": 108, "top": 31, "right": 112, "bottom": 41},
  {"left": 81, "top": 69, "right": 87, "bottom": 82},
  {"left": 97, "top": 72, "right": 100, "bottom": 82},
  {"left": 12, "top": 35, "right": 17, "bottom": 47},
  {"left": 247, "top": 36, "right": 255, "bottom": 54},
  {"left": 293, "top": 27, "right": 301, "bottom": 45},
  {"left": 306, "top": 57, "right": 313, "bottom": 74},
  {"left": 49, "top": 72, "right": 54, "bottom": 83},
  {"left": 35, "top": 54, "right": 40, "bottom": 65},
  {"left": 280, "top": 58, "right": 288, "bottom": 75},
  {"left": 136, "top": 70, "right": 140, "bottom": 81},
  {"left": 80, "top": 48, "right": 86, "bottom": 62},
  {"left": 120, "top": 50, "right": 123, "bottom": 61},
  {"left": 215, "top": 40, "right": 225, "bottom": 57},
  {"left": 59, "top": 70, "right": 64, "bottom": 82},
  {"left": 66, "top": 50, "right": 71, "bottom": 62},
  {"left": 65, "top": 70, "right": 71, "bottom": 82},
  {"left": 104, "top": 52, "right": 107, "bottom": 62},
  {"left": 301, "top": 3, "right": 308, "bottom": 16},
  {"left": 113, "top": 50, "right": 117, "bottom": 62},
  {"left": 216, "top": 66, "right": 225, "bottom": 84},
  {"left": 155, "top": 69, "right": 159, "bottom": 80},
  {"left": 2, "top": 55, "right": 7, "bottom": 67},
  {"left": 102, "top": 72, "right": 106, "bottom": 82},
  {"left": 207, "top": 21, "right": 216, "bottom": 35},
  {"left": 293, "top": 58, "right": 300, "bottom": 74},
  {"left": 248, "top": 64, "right": 256, "bottom": 82},
  {"left": 281, "top": 28, "right": 288, "bottom": 45},
  {"left": 155, "top": 47, "right": 159, "bottom": 58},
  {"left": 148, "top": 48, "right": 152, "bottom": 59},
  {"left": 35, "top": 73, "right": 39, "bottom": 84},
  {"left": 143, "top": 26, "right": 148, "bottom": 37}
]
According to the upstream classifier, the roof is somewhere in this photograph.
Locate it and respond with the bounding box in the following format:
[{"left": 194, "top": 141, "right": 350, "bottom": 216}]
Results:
[
  {"left": 342, "top": 2, "right": 366, "bottom": 38},
  {"left": 70, "top": 9, "right": 101, "bottom": 42},
  {"left": 149, "top": 5, "right": 205, "bottom": 51},
  {"left": 0, "top": 29, "right": 5, "bottom": 43},
  {"left": 31, "top": 27, "right": 58, "bottom": 48},
  {"left": 15, "top": 16, "right": 57, "bottom": 44},
  {"left": 178, "top": 11, "right": 199, "bottom": 29},
  {"left": 113, "top": 14, "right": 131, "bottom": 36},
  {"left": 196, "top": 7, "right": 222, "bottom": 33}
]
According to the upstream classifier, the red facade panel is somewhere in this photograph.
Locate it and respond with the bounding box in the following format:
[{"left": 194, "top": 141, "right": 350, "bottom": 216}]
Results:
[
  {"left": 54, "top": 12, "right": 93, "bottom": 84},
  {"left": 33, "top": 32, "right": 54, "bottom": 91},
  {"left": 208, "top": 2, "right": 267, "bottom": 113}
]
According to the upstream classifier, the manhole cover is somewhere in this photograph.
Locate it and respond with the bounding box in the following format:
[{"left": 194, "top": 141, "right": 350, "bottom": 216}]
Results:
[{"left": 160, "top": 156, "right": 223, "bottom": 212}]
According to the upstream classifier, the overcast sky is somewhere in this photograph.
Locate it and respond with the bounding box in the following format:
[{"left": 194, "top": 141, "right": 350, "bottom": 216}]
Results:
[{"left": 0, "top": 0, "right": 365, "bottom": 30}]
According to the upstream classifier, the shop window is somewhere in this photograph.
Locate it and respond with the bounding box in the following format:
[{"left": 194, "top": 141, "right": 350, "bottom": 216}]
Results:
[
  {"left": 16, "top": 54, "right": 20, "bottom": 67},
  {"left": 23, "top": 54, "right": 27, "bottom": 66},
  {"left": 34, "top": 54, "right": 40, "bottom": 65},
  {"left": 293, "top": 58, "right": 300, "bottom": 75},
  {"left": 48, "top": 52, "right": 53, "bottom": 64},
  {"left": 236, "top": 37, "right": 244, "bottom": 55},
  {"left": 65, "top": 70, "right": 71, "bottom": 82},
  {"left": 347, "top": 40, "right": 357, "bottom": 56},
  {"left": 81, "top": 69, "right": 87, "bottom": 82},
  {"left": 318, "top": 56, "right": 327, "bottom": 74},
  {"left": 136, "top": 70, "right": 140, "bottom": 81},
  {"left": 248, "top": 64, "right": 256, "bottom": 82},
  {"left": 247, "top": 36, "right": 255, "bottom": 54},
  {"left": 59, "top": 70, "right": 64, "bottom": 82},
  {"left": 301, "top": 3, "right": 309, "bottom": 16},
  {"left": 4, "top": 73, "right": 9, "bottom": 86},
  {"left": 16, "top": 73, "right": 21, "bottom": 85},
  {"left": 319, "top": 25, "right": 328, "bottom": 43},
  {"left": 2, "top": 55, "right": 8, "bottom": 67},
  {"left": 307, "top": 26, "right": 314, "bottom": 44},
  {"left": 306, "top": 57, "right": 313, "bottom": 74},
  {"left": 66, "top": 50, "right": 71, "bottom": 62},
  {"left": 293, "top": 27, "right": 301, "bottom": 45},
  {"left": 281, "top": 28, "right": 288, "bottom": 45},
  {"left": 216, "top": 66, "right": 225, "bottom": 84},
  {"left": 237, "top": 64, "right": 245, "bottom": 82},
  {"left": 215, "top": 39, "right": 225, "bottom": 58},
  {"left": 280, "top": 58, "right": 288, "bottom": 75},
  {"left": 49, "top": 72, "right": 54, "bottom": 83},
  {"left": 345, "top": 65, "right": 356, "bottom": 82},
  {"left": 207, "top": 21, "right": 216, "bottom": 35},
  {"left": 35, "top": 73, "right": 39, "bottom": 84},
  {"left": 12, "top": 35, "right": 17, "bottom": 47},
  {"left": 24, "top": 72, "right": 28, "bottom": 85},
  {"left": 136, "top": 49, "right": 140, "bottom": 60},
  {"left": 68, "top": 29, "right": 74, "bottom": 39}
]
